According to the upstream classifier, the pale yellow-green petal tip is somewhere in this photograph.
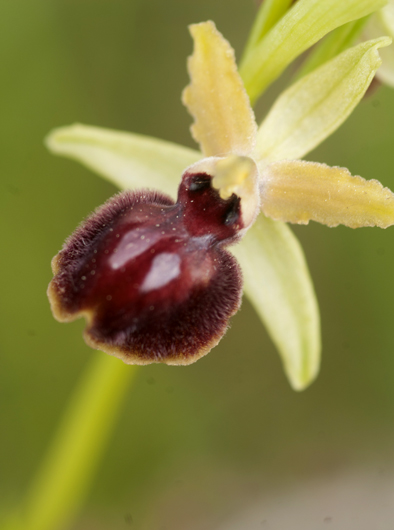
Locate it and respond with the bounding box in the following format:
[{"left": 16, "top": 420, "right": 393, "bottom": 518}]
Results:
[
  {"left": 45, "top": 123, "right": 98, "bottom": 159},
  {"left": 286, "top": 351, "right": 321, "bottom": 392},
  {"left": 45, "top": 123, "right": 104, "bottom": 154},
  {"left": 45, "top": 124, "right": 73, "bottom": 152}
]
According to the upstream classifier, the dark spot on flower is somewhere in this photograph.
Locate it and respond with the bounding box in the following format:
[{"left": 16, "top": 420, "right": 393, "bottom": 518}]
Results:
[
  {"left": 178, "top": 170, "right": 243, "bottom": 239},
  {"left": 224, "top": 195, "right": 241, "bottom": 226},
  {"left": 48, "top": 171, "right": 244, "bottom": 365},
  {"left": 188, "top": 173, "right": 211, "bottom": 192}
]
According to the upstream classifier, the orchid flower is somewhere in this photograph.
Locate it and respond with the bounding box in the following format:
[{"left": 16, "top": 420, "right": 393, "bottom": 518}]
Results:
[{"left": 47, "top": 15, "right": 394, "bottom": 391}]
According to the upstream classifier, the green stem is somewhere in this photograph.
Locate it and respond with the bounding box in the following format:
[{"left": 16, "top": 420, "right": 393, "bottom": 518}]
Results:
[{"left": 3, "top": 353, "right": 136, "bottom": 530}]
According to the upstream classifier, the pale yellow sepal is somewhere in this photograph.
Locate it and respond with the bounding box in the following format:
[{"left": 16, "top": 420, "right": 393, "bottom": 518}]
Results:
[
  {"left": 240, "top": 0, "right": 388, "bottom": 105},
  {"left": 364, "top": 2, "right": 394, "bottom": 86},
  {"left": 182, "top": 21, "right": 257, "bottom": 157},
  {"left": 46, "top": 124, "right": 201, "bottom": 199},
  {"left": 261, "top": 160, "right": 394, "bottom": 228},
  {"left": 254, "top": 37, "right": 391, "bottom": 165},
  {"left": 232, "top": 215, "right": 320, "bottom": 391}
]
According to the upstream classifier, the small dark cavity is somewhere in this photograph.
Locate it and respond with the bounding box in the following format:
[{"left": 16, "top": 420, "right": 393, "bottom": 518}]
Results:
[
  {"left": 224, "top": 195, "right": 240, "bottom": 226},
  {"left": 189, "top": 173, "right": 211, "bottom": 192}
]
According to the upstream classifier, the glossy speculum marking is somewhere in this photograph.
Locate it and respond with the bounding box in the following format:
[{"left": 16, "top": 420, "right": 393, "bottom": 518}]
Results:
[{"left": 48, "top": 171, "right": 244, "bottom": 365}]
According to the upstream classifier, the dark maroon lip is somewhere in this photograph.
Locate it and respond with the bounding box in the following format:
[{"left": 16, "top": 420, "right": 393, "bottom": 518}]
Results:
[{"left": 48, "top": 171, "right": 245, "bottom": 365}]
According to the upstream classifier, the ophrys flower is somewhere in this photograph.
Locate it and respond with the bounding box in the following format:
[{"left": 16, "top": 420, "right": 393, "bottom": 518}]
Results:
[{"left": 47, "top": 20, "right": 393, "bottom": 390}]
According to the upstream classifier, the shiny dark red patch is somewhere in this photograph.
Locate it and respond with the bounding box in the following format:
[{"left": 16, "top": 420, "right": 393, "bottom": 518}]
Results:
[{"left": 48, "top": 171, "right": 244, "bottom": 365}]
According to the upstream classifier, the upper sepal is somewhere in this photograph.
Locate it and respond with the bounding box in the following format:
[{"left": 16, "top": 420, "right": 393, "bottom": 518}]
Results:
[{"left": 182, "top": 21, "right": 257, "bottom": 157}]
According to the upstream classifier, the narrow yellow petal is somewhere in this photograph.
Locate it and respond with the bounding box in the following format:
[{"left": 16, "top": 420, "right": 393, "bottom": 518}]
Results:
[
  {"left": 261, "top": 160, "right": 394, "bottom": 228},
  {"left": 182, "top": 21, "right": 257, "bottom": 157}
]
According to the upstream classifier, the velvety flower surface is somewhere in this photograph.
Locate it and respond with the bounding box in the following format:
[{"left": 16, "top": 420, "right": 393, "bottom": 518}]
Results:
[
  {"left": 49, "top": 179, "right": 245, "bottom": 366},
  {"left": 48, "top": 16, "right": 393, "bottom": 389}
]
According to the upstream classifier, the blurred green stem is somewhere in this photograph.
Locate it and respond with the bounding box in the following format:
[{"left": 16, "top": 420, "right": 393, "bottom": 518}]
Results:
[{"left": 3, "top": 354, "right": 136, "bottom": 530}]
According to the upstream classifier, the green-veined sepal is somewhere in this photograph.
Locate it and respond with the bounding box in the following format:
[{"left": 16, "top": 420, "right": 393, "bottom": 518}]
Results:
[
  {"left": 232, "top": 215, "right": 321, "bottom": 391},
  {"left": 46, "top": 124, "right": 201, "bottom": 199},
  {"left": 253, "top": 37, "right": 391, "bottom": 164}
]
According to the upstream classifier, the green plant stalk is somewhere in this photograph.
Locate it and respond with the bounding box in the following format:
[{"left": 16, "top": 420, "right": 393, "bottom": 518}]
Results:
[
  {"left": 296, "top": 16, "right": 370, "bottom": 79},
  {"left": 3, "top": 353, "right": 136, "bottom": 530},
  {"left": 241, "top": 0, "right": 294, "bottom": 66}
]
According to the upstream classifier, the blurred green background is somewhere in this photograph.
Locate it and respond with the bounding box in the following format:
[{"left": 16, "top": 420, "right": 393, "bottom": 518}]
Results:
[{"left": 2, "top": 1, "right": 394, "bottom": 529}]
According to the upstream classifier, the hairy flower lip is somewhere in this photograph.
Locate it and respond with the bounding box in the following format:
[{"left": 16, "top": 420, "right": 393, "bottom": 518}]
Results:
[
  {"left": 49, "top": 274, "right": 233, "bottom": 367},
  {"left": 82, "top": 323, "right": 231, "bottom": 366},
  {"left": 48, "top": 181, "right": 244, "bottom": 366}
]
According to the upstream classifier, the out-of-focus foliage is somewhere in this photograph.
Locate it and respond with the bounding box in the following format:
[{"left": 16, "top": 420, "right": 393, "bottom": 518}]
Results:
[{"left": 1, "top": 1, "right": 394, "bottom": 528}]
